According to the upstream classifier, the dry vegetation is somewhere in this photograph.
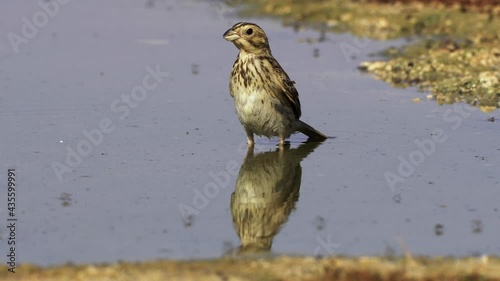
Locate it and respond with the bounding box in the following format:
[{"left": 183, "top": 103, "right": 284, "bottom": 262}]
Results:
[{"left": 2, "top": 256, "right": 500, "bottom": 281}]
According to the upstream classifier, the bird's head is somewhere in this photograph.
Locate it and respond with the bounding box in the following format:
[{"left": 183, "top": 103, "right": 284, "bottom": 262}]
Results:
[{"left": 223, "top": 22, "right": 271, "bottom": 55}]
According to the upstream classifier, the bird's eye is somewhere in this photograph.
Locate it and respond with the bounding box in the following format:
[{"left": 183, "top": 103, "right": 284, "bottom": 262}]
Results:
[{"left": 246, "top": 28, "right": 253, "bottom": 35}]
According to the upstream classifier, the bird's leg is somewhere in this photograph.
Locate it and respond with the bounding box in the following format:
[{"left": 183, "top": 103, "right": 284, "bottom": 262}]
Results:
[
  {"left": 246, "top": 130, "right": 254, "bottom": 147},
  {"left": 245, "top": 143, "right": 255, "bottom": 157},
  {"left": 279, "top": 136, "right": 286, "bottom": 147}
]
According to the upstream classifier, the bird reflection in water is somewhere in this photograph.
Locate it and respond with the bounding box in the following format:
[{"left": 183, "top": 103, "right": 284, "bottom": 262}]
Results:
[{"left": 230, "top": 142, "right": 322, "bottom": 254}]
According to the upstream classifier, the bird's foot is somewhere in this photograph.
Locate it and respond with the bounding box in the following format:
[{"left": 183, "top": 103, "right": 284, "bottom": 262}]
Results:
[{"left": 247, "top": 136, "right": 254, "bottom": 147}]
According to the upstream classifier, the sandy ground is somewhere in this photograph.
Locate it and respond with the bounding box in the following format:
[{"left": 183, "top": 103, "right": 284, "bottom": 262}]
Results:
[{"left": 2, "top": 256, "right": 500, "bottom": 281}]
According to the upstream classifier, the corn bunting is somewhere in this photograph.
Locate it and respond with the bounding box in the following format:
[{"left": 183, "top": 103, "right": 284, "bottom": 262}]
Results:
[{"left": 223, "top": 22, "right": 327, "bottom": 146}]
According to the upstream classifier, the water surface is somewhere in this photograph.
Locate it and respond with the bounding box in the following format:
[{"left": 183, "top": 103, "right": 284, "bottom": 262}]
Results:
[{"left": 0, "top": 0, "right": 499, "bottom": 266}]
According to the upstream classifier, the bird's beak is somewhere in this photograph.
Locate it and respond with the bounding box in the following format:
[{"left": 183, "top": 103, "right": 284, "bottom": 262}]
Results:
[{"left": 223, "top": 29, "right": 239, "bottom": 42}]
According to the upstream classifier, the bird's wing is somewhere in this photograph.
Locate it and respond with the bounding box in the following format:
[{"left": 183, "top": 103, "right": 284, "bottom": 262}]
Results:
[
  {"left": 263, "top": 56, "right": 302, "bottom": 119},
  {"left": 229, "top": 77, "right": 235, "bottom": 98}
]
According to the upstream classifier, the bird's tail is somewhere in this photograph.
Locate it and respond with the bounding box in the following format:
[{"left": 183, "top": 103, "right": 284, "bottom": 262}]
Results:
[{"left": 296, "top": 120, "right": 328, "bottom": 142}]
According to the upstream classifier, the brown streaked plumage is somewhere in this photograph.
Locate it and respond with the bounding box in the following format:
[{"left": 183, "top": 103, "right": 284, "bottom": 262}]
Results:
[
  {"left": 231, "top": 142, "right": 321, "bottom": 253},
  {"left": 223, "top": 22, "right": 327, "bottom": 146}
]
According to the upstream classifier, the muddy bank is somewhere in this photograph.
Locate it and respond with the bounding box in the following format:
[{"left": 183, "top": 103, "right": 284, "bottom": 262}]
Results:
[
  {"left": 359, "top": 39, "right": 500, "bottom": 112},
  {"left": 2, "top": 256, "right": 500, "bottom": 281},
  {"left": 239, "top": 0, "right": 500, "bottom": 110}
]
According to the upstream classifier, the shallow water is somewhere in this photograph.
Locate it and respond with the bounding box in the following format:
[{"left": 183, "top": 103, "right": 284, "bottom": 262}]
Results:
[{"left": 0, "top": 0, "right": 499, "bottom": 266}]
